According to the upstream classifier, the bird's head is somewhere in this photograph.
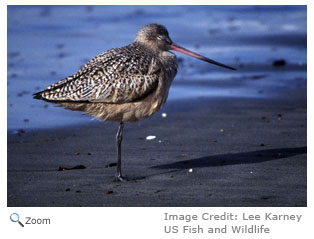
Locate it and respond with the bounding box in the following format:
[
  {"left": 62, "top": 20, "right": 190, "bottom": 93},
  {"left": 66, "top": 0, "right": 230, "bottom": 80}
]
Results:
[
  {"left": 135, "top": 24, "right": 173, "bottom": 51},
  {"left": 135, "top": 23, "right": 236, "bottom": 71}
]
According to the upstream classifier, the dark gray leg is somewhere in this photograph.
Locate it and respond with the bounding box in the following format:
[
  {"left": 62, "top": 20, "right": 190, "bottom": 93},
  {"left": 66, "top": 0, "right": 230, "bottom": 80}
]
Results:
[{"left": 114, "top": 122, "right": 124, "bottom": 182}]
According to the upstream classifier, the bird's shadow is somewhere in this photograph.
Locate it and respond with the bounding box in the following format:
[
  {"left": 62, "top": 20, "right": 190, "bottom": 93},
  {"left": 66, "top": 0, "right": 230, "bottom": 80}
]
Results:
[{"left": 151, "top": 146, "right": 306, "bottom": 170}]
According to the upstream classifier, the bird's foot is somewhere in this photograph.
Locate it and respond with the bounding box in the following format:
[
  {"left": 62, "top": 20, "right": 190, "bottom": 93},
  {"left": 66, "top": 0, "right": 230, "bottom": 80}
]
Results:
[{"left": 113, "top": 174, "right": 125, "bottom": 182}]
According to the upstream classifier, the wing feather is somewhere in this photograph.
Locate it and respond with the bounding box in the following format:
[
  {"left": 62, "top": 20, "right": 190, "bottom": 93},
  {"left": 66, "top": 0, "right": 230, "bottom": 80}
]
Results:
[{"left": 35, "top": 43, "right": 161, "bottom": 103}]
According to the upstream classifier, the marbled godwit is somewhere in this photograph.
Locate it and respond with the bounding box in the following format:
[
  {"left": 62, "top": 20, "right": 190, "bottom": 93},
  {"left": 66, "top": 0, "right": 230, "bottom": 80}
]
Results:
[{"left": 33, "top": 24, "right": 236, "bottom": 181}]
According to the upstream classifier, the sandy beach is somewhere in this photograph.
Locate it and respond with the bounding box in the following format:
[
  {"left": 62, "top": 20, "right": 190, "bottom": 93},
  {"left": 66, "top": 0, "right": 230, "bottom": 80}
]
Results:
[{"left": 7, "top": 88, "right": 306, "bottom": 207}]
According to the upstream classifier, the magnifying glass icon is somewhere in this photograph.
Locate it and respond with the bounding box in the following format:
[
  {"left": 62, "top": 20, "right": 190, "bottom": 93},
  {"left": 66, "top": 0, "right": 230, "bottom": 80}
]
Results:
[{"left": 10, "top": 213, "right": 24, "bottom": 227}]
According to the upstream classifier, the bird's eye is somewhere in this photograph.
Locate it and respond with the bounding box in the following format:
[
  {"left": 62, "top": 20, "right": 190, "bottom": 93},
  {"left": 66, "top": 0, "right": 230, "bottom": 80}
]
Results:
[{"left": 157, "top": 35, "right": 163, "bottom": 40}]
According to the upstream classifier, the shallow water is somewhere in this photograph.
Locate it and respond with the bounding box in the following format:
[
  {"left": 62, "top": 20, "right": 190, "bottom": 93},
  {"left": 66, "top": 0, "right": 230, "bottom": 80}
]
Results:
[{"left": 7, "top": 5, "right": 306, "bottom": 131}]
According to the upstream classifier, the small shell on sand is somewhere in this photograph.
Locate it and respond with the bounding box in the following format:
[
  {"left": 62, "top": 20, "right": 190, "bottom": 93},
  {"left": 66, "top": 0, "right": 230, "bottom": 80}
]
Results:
[{"left": 146, "top": 135, "right": 156, "bottom": 140}]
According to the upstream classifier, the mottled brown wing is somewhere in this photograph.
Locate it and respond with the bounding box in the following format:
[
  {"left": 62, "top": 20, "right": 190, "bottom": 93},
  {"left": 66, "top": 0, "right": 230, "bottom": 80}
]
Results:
[{"left": 35, "top": 43, "right": 161, "bottom": 103}]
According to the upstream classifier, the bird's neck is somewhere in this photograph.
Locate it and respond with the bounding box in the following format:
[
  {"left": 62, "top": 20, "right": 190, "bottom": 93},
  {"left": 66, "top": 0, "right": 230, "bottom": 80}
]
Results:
[{"left": 133, "top": 40, "right": 161, "bottom": 56}]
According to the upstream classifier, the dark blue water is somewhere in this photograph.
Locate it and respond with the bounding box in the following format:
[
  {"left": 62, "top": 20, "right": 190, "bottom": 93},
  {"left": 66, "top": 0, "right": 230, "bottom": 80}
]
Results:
[{"left": 7, "top": 5, "right": 307, "bottom": 131}]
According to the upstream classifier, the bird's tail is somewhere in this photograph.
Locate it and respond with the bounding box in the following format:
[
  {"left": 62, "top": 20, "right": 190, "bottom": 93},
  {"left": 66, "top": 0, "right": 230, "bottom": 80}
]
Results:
[{"left": 33, "top": 91, "right": 44, "bottom": 100}]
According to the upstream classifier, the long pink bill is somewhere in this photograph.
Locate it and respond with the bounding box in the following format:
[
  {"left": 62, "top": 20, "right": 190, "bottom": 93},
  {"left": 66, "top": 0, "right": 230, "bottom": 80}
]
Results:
[{"left": 170, "top": 43, "right": 236, "bottom": 71}]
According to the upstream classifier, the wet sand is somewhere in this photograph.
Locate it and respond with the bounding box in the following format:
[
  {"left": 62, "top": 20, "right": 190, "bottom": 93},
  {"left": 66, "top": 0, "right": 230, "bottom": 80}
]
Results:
[{"left": 7, "top": 89, "right": 307, "bottom": 207}]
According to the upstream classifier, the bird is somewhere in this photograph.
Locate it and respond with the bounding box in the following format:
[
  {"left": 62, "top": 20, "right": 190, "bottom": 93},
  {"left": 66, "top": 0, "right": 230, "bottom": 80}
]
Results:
[{"left": 33, "top": 23, "right": 236, "bottom": 182}]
